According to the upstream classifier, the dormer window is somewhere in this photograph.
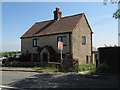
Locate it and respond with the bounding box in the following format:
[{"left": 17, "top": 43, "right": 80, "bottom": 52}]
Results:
[{"left": 33, "top": 39, "right": 39, "bottom": 47}]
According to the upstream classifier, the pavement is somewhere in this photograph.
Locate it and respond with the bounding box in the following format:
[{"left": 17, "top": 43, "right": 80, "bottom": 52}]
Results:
[
  {"left": 1, "top": 67, "right": 39, "bottom": 72},
  {"left": 0, "top": 67, "right": 92, "bottom": 75}
]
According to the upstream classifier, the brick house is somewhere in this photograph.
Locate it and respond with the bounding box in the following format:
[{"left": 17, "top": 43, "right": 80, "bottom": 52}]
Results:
[{"left": 20, "top": 8, "right": 93, "bottom": 65}]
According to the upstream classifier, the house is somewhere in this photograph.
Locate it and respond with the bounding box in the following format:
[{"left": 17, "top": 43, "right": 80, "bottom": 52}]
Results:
[{"left": 20, "top": 8, "right": 93, "bottom": 65}]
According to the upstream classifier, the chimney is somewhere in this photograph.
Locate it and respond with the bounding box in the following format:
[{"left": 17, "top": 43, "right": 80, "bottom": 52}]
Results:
[{"left": 53, "top": 8, "right": 62, "bottom": 20}]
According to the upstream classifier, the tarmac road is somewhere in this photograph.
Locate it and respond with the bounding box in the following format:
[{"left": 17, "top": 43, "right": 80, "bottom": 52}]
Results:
[
  {"left": 0, "top": 71, "right": 119, "bottom": 89},
  {"left": 1, "top": 71, "right": 39, "bottom": 89}
]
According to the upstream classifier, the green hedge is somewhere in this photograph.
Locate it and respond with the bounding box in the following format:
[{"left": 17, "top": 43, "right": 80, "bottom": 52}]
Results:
[
  {"left": 79, "top": 64, "right": 96, "bottom": 71},
  {"left": 74, "top": 64, "right": 96, "bottom": 72}
]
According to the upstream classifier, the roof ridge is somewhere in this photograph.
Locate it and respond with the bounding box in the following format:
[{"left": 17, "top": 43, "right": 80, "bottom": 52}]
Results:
[
  {"left": 35, "top": 19, "right": 52, "bottom": 24},
  {"left": 35, "top": 13, "right": 84, "bottom": 24},
  {"left": 61, "top": 13, "right": 84, "bottom": 19}
]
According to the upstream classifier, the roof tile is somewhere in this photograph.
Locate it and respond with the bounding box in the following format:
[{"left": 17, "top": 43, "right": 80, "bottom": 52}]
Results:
[{"left": 21, "top": 13, "right": 83, "bottom": 38}]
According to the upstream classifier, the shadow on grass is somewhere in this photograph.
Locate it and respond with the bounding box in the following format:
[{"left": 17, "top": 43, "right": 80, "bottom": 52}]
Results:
[{"left": 8, "top": 73, "right": 119, "bottom": 89}]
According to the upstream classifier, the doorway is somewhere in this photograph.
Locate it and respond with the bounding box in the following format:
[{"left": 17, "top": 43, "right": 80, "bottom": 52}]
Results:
[{"left": 43, "top": 53, "right": 48, "bottom": 62}]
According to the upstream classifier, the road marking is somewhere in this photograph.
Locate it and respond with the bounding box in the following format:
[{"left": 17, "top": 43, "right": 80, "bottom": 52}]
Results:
[{"left": 0, "top": 85, "right": 18, "bottom": 89}]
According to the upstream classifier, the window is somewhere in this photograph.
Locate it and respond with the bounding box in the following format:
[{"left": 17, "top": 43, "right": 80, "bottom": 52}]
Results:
[
  {"left": 33, "top": 39, "right": 39, "bottom": 47},
  {"left": 82, "top": 36, "right": 86, "bottom": 45},
  {"left": 57, "top": 36, "right": 67, "bottom": 46}
]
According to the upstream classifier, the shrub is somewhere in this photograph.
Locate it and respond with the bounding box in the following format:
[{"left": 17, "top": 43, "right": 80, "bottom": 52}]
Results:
[
  {"left": 79, "top": 64, "right": 96, "bottom": 71},
  {"left": 73, "top": 63, "right": 79, "bottom": 72},
  {"left": 73, "top": 64, "right": 96, "bottom": 72}
]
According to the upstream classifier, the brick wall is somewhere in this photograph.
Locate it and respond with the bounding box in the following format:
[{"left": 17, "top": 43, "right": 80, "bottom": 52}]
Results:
[{"left": 72, "top": 14, "right": 92, "bottom": 65}]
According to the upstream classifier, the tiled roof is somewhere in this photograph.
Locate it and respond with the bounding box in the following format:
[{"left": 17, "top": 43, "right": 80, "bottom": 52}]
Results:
[{"left": 21, "top": 13, "right": 84, "bottom": 38}]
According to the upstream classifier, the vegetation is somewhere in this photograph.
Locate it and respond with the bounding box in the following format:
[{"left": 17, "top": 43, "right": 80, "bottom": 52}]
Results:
[
  {"left": 74, "top": 64, "right": 96, "bottom": 72},
  {"left": 78, "top": 64, "right": 96, "bottom": 71},
  {"left": 33, "top": 65, "right": 59, "bottom": 72},
  {"left": 103, "top": 0, "right": 118, "bottom": 5},
  {"left": 103, "top": 0, "right": 120, "bottom": 19},
  {"left": 1, "top": 52, "right": 96, "bottom": 73},
  {"left": 0, "top": 51, "right": 21, "bottom": 57}
]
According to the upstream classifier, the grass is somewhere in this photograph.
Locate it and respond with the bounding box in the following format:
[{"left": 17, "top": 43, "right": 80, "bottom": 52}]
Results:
[
  {"left": 2, "top": 63, "right": 96, "bottom": 73},
  {"left": 32, "top": 65, "right": 59, "bottom": 72},
  {"left": 2, "top": 65, "right": 60, "bottom": 73},
  {"left": 79, "top": 64, "right": 96, "bottom": 71},
  {"left": 74, "top": 64, "right": 96, "bottom": 72}
]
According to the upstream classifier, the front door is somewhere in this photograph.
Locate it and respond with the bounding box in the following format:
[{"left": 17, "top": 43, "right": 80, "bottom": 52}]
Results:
[{"left": 43, "top": 53, "right": 48, "bottom": 62}]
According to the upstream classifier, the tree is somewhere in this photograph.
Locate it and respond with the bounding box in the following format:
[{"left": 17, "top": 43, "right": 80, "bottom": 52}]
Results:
[
  {"left": 103, "top": 0, "right": 118, "bottom": 5},
  {"left": 103, "top": 0, "right": 120, "bottom": 19}
]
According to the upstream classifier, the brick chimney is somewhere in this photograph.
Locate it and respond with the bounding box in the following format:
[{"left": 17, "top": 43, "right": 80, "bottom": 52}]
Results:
[{"left": 53, "top": 8, "right": 62, "bottom": 20}]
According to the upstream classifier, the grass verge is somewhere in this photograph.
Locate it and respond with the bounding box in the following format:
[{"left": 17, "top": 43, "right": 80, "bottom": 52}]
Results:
[{"left": 32, "top": 65, "right": 59, "bottom": 72}]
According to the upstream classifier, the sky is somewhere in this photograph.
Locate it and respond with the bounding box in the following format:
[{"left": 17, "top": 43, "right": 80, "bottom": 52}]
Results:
[{"left": 1, "top": 2, "right": 118, "bottom": 52}]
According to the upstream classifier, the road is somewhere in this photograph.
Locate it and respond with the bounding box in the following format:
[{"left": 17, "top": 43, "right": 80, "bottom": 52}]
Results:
[
  {"left": 0, "top": 71, "right": 119, "bottom": 89},
  {"left": 1, "top": 71, "right": 39, "bottom": 89}
]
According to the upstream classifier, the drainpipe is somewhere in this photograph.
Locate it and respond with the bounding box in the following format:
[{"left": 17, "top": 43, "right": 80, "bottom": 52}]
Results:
[
  {"left": 91, "top": 32, "right": 93, "bottom": 63},
  {"left": 69, "top": 33, "right": 72, "bottom": 54}
]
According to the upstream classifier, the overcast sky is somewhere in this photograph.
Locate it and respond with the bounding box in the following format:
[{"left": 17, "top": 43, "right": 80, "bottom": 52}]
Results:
[{"left": 1, "top": 2, "right": 118, "bottom": 52}]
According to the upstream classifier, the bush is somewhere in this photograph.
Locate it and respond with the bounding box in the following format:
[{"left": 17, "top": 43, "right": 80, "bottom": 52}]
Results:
[
  {"left": 73, "top": 64, "right": 96, "bottom": 72},
  {"left": 73, "top": 63, "right": 79, "bottom": 72},
  {"left": 79, "top": 64, "right": 96, "bottom": 71}
]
